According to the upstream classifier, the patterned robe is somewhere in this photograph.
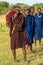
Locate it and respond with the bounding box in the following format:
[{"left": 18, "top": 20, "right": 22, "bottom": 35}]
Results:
[
  {"left": 6, "top": 12, "right": 26, "bottom": 49},
  {"left": 25, "top": 15, "right": 36, "bottom": 45},
  {"left": 34, "top": 13, "right": 43, "bottom": 40}
]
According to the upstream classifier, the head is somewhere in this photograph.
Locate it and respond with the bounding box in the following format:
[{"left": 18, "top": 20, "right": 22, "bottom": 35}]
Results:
[
  {"left": 30, "top": 7, "right": 35, "bottom": 14},
  {"left": 14, "top": 6, "right": 21, "bottom": 14},
  {"left": 37, "top": 8, "right": 41, "bottom": 14},
  {"left": 25, "top": 9, "right": 30, "bottom": 16}
]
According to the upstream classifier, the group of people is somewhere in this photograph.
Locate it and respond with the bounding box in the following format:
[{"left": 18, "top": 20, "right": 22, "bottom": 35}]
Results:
[{"left": 6, "top": 6, "right": 43, "bottom": 62}]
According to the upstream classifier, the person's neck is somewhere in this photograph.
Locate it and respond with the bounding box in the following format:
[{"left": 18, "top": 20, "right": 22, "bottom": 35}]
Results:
[
  {"left": 38, "top": 12, "right": 41, "bottom": 15},
  {"left": 30, "top": 12, "right": 33, "bottom": 16}
]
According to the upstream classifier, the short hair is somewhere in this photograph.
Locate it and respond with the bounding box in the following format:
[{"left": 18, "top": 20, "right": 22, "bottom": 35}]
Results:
[
  {"left": 12, "top": 6, "right": 21, "bottom": 10},
  {"left": 26, "top": 8, "right": 30, "bottom": 13},
  {"left": 37, "top": 8, "right": 41, "bottom": 10},
  {"left": 14, "top": 6, "right": 21, "bottom": 9},
  {"left": 29, "top": 7, "right": 35, "bottom": 12}
]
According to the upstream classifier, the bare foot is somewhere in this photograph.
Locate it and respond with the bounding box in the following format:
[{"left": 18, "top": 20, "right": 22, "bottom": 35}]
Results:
[
  {"left": 30, "top": 51, "right": 34, "bottom": 54},
  {"left": 24, "top": 60, "right": 28, "bottom": 64},
  {"left": 14, "top": 60, "right": 17, "bottom": 62}
]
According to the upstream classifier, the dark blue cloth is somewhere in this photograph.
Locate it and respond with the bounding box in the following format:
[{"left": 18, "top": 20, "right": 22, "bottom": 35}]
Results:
[
  {"left": 34, "top": 13, "right": 43, "bottom": 40},
  {"left": 25, "top": 15, "right": 35, "bottom": 45},
  {"left": 42, "top": 14, "right": 43, "bottom": 37}
]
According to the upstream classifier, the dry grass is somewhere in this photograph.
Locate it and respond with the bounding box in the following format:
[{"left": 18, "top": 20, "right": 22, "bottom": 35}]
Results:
[{"left": 0, "top": 15, "right": 43, "bottom": 65}]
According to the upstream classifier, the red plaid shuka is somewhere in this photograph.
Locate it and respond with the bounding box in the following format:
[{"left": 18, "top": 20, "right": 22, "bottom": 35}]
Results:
[{"left": 6, "top": 10, "right": 14, "bottom": 21}]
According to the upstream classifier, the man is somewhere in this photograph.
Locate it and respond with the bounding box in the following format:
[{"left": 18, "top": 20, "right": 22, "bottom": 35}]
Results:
[
  {"left": 25, "top": 9, "right": 30, "bottom": 17},
  {"left": 34, "top": 8, "right": 43, "bottom": 46},
  {"left": 6, "top": 6, "right": 27, "bottom": 62},
  {"left": 25, "top": 7, "right": 36, "bottom": 53}
]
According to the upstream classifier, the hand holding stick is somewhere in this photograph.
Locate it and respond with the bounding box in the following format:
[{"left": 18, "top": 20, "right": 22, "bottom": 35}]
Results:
[{"left": 12, "top": 24, "right": 16, "bottom": 34}]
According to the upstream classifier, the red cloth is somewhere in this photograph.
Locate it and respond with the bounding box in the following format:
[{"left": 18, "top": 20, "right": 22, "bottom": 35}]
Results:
[{"left": 6, "top": 10, "right": 14, "bottom": 21}]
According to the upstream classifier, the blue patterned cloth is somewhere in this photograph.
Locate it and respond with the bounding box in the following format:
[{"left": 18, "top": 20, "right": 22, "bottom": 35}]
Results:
[
  {"left": 34, "top": 13, "right": 43, "bottom": 40},
  {"left": 25, "top": 15, "right": 35, "bottom": 45}
]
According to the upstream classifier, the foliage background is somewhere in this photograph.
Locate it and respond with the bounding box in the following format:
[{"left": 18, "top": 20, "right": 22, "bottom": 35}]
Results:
[{"left": 0, "top": 1, "right": 43, "bottom": 14}]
